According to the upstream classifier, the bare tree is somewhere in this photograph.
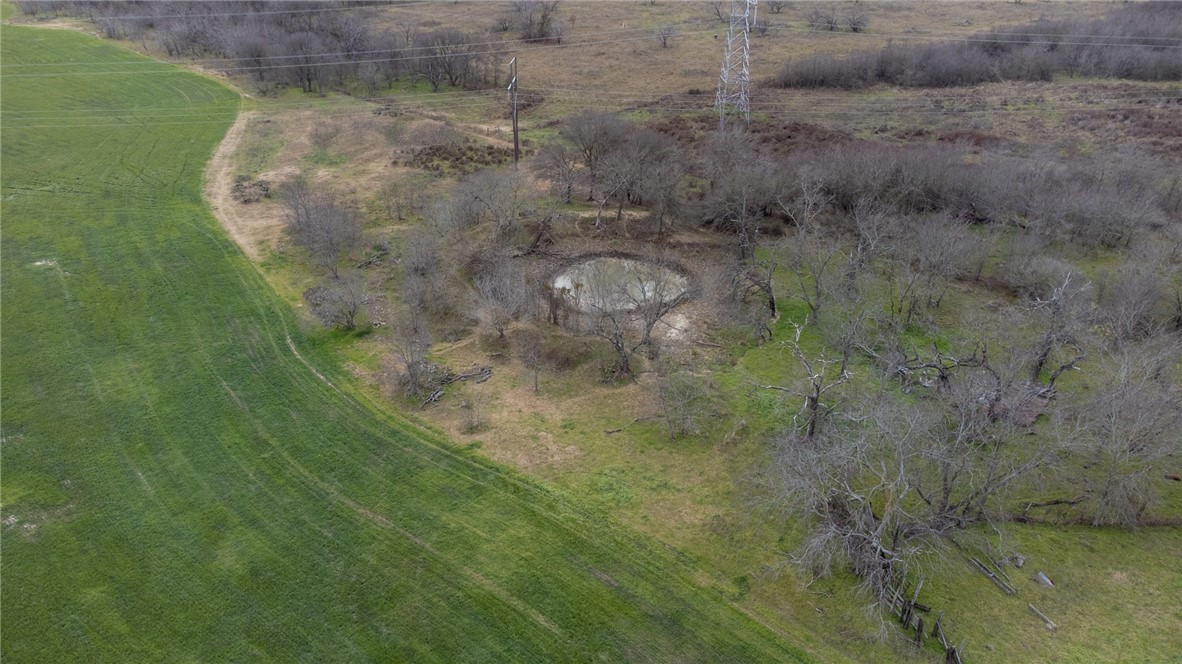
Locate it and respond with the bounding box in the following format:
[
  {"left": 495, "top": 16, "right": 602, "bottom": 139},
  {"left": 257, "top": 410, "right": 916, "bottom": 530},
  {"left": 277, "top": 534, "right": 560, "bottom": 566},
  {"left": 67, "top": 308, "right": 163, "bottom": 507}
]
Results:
[
  {"left": 899, "top": 215, "right": 983, "bottom": 309},
  {"left": 844, "top": 9, "right": 868, "bottom": 33},
  {"left": 656, "top": 370, "right": 716, "bottom": 440},
  {"left": 592, "top": 127, "right": 681, "bottom": 235},
  {"left": 777, "top": 172, "right": 833, "bottom": 236},
  {"left": 280, "top": 177, "right": 363, "bottom": 278},
  {"left": 444, "top": 167, "right": 537, "bottom": 245},
  {"left": 400, "top": 228, "right": 456, "bottom": 322},
  {"left": 512, "top": 326, "right": 544, "bottom": 392},
  {"left": 305, "top": 269, "right": 368, "bottom": 330},
  {"left": 786, "top": 231, "right": 840, "bottom": 325},
  {"left": 1096, "top": 261, "right": 1169, "bottom": 343},
  {"left": 511, "top": 0, "right": 562, "bottom": 42},
  {"left": 396, "top": 20, "right": 418, "bottom": 48},
  {"left": 842, "top": 198, "right": 895, "bottom": 292},
  {"left": 655, "top": 24, "right": 678, "bottom": 48},
  {"left": 414, "top": 29, "right": 493, "bottom": 92},
  {"left": 391, "top": 308, "right": 432, "bottom": 398},
  {"left": 472, "top": 257, "right": 526, "bottom": 338},
  {"left": 806, "top": 7, "right": 838, "bottom": 31},
  {"left": 1073, "top": 343, "right": 1181, "bottom": 527},
  {"left": 761, "top": 325, "right": 851, "bottom": 439},
  {"left": 1026, "top": 273, "right": 1090, "bottom": 389},
  {"left": 710, "top": 1, "right": 728, "bottom": 22},
  {"left": 766, "top": 0, "right": 787, "bottom": 14},
  {"left": 769, "top": 360, "right": 1063, "bottom": 609},
  {"left": 624, "top": 255, "right": 687, "bottom": 354},
  {"left": 694, "top": 130, "right": 778, "bottom": 263},
  {"left": 631, "top": 132, "right": 686, "bottom": 236},
  {"left": 560, "top": 111, "right": 628, "bottom": 200},
  {"left": 533, "top": 142, "right": 581, "bottom": 205},
  {"left": 575, "top": 260, "right": 639, "bottom": 379}
]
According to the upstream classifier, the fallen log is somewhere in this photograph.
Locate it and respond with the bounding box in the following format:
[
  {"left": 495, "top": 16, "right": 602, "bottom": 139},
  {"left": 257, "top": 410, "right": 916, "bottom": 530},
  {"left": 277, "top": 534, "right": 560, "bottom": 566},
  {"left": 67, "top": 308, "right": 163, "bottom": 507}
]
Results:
[
  {"left": 1028, "top": 603, "right": 1057, "bottom": 630},
  {"left": 970, "top": 557, "right": 1016, "bottom": 595}
]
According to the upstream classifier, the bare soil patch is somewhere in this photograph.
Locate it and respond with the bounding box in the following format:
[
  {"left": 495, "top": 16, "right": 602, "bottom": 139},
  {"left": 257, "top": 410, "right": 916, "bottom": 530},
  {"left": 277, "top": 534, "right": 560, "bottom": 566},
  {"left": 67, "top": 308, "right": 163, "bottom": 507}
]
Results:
[{"left": 205, "top": 111, "right": 285, "bottom": 261}]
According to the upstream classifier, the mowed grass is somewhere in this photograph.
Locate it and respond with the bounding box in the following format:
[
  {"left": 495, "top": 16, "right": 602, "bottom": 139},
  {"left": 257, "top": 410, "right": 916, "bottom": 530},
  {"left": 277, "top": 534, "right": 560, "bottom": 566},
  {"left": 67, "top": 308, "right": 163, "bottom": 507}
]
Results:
[{"left": 0, "top": 26, "right": 814, "bottom": 662}]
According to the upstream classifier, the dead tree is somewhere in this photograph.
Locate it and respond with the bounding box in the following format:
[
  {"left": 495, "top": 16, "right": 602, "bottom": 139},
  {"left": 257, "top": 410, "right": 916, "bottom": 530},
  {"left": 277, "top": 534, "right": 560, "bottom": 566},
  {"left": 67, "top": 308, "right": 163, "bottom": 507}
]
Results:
[
  {"left": 560, "top": 111, "right": 628, "bottom": 201},
  {"left": 1027, "top": 273, "right": 1090, "bottom": 389},
  {"left": 762, "top": 325, "right": 851, "bottom": 439}
]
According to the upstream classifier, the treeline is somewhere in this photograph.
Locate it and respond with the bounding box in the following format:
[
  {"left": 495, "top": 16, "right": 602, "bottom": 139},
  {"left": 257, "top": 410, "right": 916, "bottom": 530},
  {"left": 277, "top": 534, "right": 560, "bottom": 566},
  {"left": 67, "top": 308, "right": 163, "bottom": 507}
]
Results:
[
  {"left": 774, "top": 2, "right": 1182, "bottom": 89},
  {"left": 16, "top": 0, "right": 515, "bottom": 94}
]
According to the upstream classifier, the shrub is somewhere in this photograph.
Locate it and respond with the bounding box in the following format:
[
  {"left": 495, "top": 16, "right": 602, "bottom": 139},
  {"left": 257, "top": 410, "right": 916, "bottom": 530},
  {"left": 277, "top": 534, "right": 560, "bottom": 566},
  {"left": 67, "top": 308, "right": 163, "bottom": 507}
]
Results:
[{"left": 775, "top": 3, "right": 1182, "bottom": 89}]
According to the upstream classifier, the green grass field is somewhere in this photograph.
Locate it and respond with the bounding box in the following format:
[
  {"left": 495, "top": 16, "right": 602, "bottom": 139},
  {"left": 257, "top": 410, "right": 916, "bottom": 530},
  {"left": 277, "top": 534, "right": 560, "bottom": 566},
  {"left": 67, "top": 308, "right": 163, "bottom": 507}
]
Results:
[{"left": 0, "top": 25, "right": 816, "bottom": 662}]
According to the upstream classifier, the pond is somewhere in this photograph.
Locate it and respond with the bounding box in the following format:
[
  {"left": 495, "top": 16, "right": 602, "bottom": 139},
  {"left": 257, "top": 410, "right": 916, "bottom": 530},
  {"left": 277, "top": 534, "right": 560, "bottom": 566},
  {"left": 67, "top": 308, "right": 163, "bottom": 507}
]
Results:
[{"left": 552, "top": 257, "right": 688, "bottom": 313}]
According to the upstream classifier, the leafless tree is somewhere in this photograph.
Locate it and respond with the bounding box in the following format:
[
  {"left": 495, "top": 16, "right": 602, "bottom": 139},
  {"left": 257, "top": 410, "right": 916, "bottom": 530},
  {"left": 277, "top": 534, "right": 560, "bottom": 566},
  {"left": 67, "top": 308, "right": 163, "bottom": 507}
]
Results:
[
  {"left": 1026, "top": 273, "right": 1091, "bottom": 389},
  {"left": 390, "top": 308, "right": 432, "bottom": 398},
  {"left": 1072, "top": 343, "right": 1181, "bottom": 527},
  {"left": 766, "top": 0, "right": 787, "bottom": 13},
  {"left": 898, "top": 215, "right": 983, "bottom": 309},
  {"left": 396, "top": 19, "right": 418, "bottom": 48},
  {"left": 768, "top": 396, "right": 930, "bottom": 607},
  {"left": 694, "top": 130, "right": 778, "bottom": 263},
  {"left": 283, "top": 31, "right": 327, "bottom": 93},
  {"left": 806, "top": 7, "right": 838, "bottom": 31},
  {"left": 656, "top": 370, "right": 716, "bottom": 440},
  {"left": 574, "top": 260, "right": 640, "bottom": 379},
  {"left": 710, "top": 1, "right": 728, "bottom": 22},
  {"left": 844, "top": 9, "right": 868, "bottom": 33},
  {"left": 777, "top": 172, "right": 832, "bottom": 236},
  {"left": 624, "top": 255, "right": 687, "bottom": 354},
  {"left": 786, "top": 231, "right": 841, "bottom": 326},
  {"left": 400, "top": 228, "right": 455, "bottom": 323},
  {"left": 593, "top": 151, "right": 643, "bottom": 233},
  {"left": 533, "top": 142, "right": 581, "bottom": 204},
  {"left": 472, "top": 257, "right": 526, "bottom": 338},
  {"left": 511, "top": 0, "right": 562, "bottom": 42},
  {"left": 560, "top": 111, "right": 628, "bottom": 200},
  {"left": 761, "top": 325, "right": 851, "bottom": 439},
  {"left": 842, "top": 198, "right": 895, "bottom": 292},
  {"left": 416, "top": 29, "right": 466, "bottom": 91},
  {"left": 512, "top": 326, "right": 544, "bottom": 392},
  {"left": 305, "top": 270, "right": 368, "bottom": 331},
  {"left": 1095, "top": 261, "right": 1170, "bottom": 344},
  {"left": 593, "top": 128, "right": 682, "bottom": 235},
  {"left": 632, "top": 133, "right": 686, "bottom": 236},
  {"left": 815, "top": 281, "right": 877, "bottom": 376},
  {"left": 442, "top": 167, "right": 537, "bottom": 245},
  {"left": 280, "top": 177, "right": 363, "bottom": 278},
  {"left": 655, "top": 24, "right": 678, "bottom": 48},
  {"left": 769, "top": 359, "right": 1064, "bottom": 608}
]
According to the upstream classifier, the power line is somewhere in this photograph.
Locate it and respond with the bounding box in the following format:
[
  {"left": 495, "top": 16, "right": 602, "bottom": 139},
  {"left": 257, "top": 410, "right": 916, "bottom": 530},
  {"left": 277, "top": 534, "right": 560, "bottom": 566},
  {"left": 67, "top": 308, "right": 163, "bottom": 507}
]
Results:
[
  {"left": 6, "top": 17, "right": 1182, "bottom": 77},
  {"left": 0, "top": 28, "right": 724, "bottom": 78},
  {"left": 4, "top": 83, "right": 1175, "bottom": 116},
  {"left": 6, "top": 96, "right": 1173, "bottom": 130},
  {"left": 765, "top": 24, "right": 1182, "bottom": 50},
  {"left": 0, "top": 20, "right": 714, "bottom": 69},
  {"left": 18, "top": 2, "right": 409, "bottom": 22}
]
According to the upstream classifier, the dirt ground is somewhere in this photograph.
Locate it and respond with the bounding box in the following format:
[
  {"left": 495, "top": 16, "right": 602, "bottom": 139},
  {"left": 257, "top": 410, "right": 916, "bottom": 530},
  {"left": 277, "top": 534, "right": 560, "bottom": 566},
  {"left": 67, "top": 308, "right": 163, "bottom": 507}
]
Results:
[{"left": 204, "top": 111, "right": 285, "bottom": 261}]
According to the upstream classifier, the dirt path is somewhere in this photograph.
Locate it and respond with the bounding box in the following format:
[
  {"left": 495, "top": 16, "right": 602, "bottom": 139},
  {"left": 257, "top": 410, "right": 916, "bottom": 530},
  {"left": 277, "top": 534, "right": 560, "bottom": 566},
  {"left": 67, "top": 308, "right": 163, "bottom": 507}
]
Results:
[{"left": 204, "top": 110, "right": 282, "bottom": 261}]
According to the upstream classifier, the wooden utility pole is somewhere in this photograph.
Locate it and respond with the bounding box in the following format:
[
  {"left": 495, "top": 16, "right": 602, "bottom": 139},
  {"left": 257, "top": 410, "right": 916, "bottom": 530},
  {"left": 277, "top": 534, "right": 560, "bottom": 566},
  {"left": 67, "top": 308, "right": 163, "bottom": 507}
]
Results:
[{"left": 507, "top": 57, "right": 520, "bottom": 169}]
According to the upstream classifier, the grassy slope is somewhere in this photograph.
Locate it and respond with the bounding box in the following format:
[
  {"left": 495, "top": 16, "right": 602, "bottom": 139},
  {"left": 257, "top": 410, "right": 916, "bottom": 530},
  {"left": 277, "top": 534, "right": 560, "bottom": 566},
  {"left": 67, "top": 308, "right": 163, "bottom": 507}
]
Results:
[{"left": 0, "top": 25, "right": 814, "bottom": 663}]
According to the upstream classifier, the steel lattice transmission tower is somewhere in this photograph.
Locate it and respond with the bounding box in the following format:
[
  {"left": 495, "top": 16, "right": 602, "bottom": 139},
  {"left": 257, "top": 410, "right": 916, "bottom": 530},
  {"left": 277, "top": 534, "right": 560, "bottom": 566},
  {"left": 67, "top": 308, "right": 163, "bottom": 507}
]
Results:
[{"left": 715, "top": 0, "right": 758, "bottom": 130}]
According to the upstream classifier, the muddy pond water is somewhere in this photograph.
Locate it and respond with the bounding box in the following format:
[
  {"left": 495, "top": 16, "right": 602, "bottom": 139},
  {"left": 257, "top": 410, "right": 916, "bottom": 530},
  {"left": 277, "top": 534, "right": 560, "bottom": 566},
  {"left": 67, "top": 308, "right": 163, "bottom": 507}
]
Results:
[{"left": 551, "top": 257, "right": 688, "bottom": 313}]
